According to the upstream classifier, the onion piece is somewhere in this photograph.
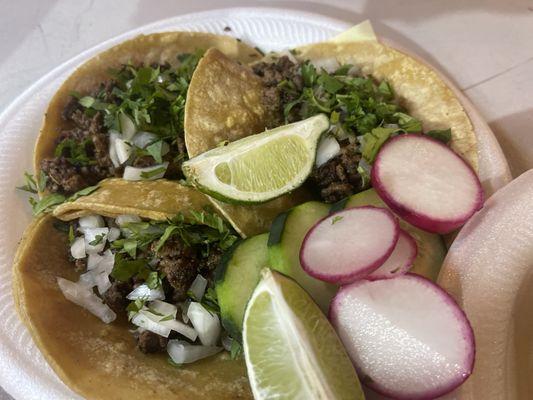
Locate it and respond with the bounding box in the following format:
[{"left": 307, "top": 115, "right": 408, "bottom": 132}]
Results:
[
  {"left": 179, "top": 300, "right": 191, "bottom": 324},
  {"left": 109, "top": 131, "right": 121, "bottom": 168},
  {"left": 160, "top": 319, "right": 198, "bottom": 341},
  {"left": 188, "top": 274, "right": 208, "bottom": 301},
  {"left": 312, "top": 57, "right": 340, "bottom": 73},
  {"left": 131, "top": 311, "right": 171, "bottom": 337},
  {"left": 79, "top": 215, "right": 105, "bottom": 229},
  {"left": 70, "top": 237, "right": 86, "bottom": 259},
  {"left": 87, "top": 253, "right": 103, "bottom": 270},
  {"left": 78, "top": 271, "right": 95, "bottom": 287},
  {"left": 315, "top": 135, "right": 341, "bottom": 167},
  {"left": 115, "top": 214, "right": 141, "bottom": 227},
  {"left": 167, "top": 340, "right": 222, "bottom": 364},
  {"left": 187, "top": 302, "right": 221, "bottom": 346},
  {"left": 148, "top": 300, "right": 177, "bottom": 319},
  {"left": 132, "top": 131, "right": 158, "bottom": 149},
  {"left": 119, "top": 112, "right": 136, "bottom": 140},
  {"left": 221, "top": 334, "right": 233, "bottom": 352},
  {"left": 107, "top": 227, "right": 121, "bottom": 242},
  {"left": 57, "top": 277, "right": 116, "bottom": 323},
  {"left": 83, "top": 227, "right": 109, "bottom": 254},
  {"left": 114, "top": 137, "right": 132, "bottom": 165},
  {"left": 123, "top": 162, "right": 168, "bottom": 181},
  {"left": 127, "top": 284, "right": 165, "bottom": 301}
]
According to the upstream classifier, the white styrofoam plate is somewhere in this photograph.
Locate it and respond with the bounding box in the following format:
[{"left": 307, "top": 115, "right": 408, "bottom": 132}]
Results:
[{"left": 0, "top": 7, "right": 510, "bottom": 399}]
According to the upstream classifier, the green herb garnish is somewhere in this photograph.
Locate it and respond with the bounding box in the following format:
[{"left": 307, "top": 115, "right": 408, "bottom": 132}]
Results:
[
  {"left": 331, "top": 216, "right": 343, "bottom": 225},
  {"left": 426, "top": 128, "right": 452, "bottom": 143},
  {"left": 89, "top": 234, "right": 105, "bottom": 246},
  {"left": 140, "top": 166, "right": 166, "bottom": 180}
]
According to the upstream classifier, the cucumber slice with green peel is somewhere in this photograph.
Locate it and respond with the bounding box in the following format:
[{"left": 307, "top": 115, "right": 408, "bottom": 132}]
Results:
[
  {"left": 215, "top": 233, "right": 269, "bottom": 340},
  {"left": 268, "top": 201, "right": 337, "bottom": 313},
  {"left": 340, "top": 188, "right": 446, "bottom": 281}
]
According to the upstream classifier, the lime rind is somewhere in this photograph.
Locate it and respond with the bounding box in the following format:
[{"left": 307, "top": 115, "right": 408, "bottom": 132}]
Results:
[{"left": 182, "top": 114, "right": 329, "bottom": 204}]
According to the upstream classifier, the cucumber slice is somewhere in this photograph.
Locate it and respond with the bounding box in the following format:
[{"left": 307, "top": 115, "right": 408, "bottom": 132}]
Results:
[
  {"left": 215, "top": 233, "right": 269, "bottom": 340},
  {"left": 268, "top": 201, "right": 337, "bottom": 312},
  {"left": 341, "top": 188, "right": 446, "bottom": 281}
]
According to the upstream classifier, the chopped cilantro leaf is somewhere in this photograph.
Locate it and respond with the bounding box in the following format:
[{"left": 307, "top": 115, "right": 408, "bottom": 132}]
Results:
[
  {"left": 230, "top": 340, "right": 243, "bottom": 360},
  {"left": 361, "top": 127, "right": 396, "bottom": 163},
  {"left": 159, "top": 314, "right": 174, "bottom": 322},
  {"left": 140, "top": 166, "right": 166, "bottom": 179},
  {"left": 146, "top": 140, "right": 164, "bottom": 164},
  {"left": 111, "top": 253, "right": 149, "bottom": 281},
  {"left": 89, "top": 234, "right": 105, "bottom": 246},
  {"left": 146, "top": 271, "right": 162, "bottom": 289},
  {"left": 31, "top": 193, "right": 66, "bottom": 216},
  {"left": 67, "top": 185, "right": 99, "bottom": 201},
  {"left": 426, "top": 128, "right": 452, "bottom": 143},
  {"left": 394, "top": 112, "right": 422, "bottom": 133},
  {"left": 68, "top": 225, "right": 75, "bottom": 245},
  {"left": 123, "top": 238, "right": 137, "bottom": 258},
  {"left": 331, "top": 216, "right": 343, "bottom": 225}
]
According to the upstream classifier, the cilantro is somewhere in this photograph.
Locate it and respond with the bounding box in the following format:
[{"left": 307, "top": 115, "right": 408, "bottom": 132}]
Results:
[
  {"left": 331, "top": 216, "right": 343, "bottom": 225},
  {"left": 54, "top": 138, "right": 94, "bottom": 166},
  {"left": 78, "top": 96, "right": 95, "bottom": 108},
  {"left": 317, "top": 73, "right": 343, "bottom": 94},
  {"left": 159, "top": 314, "right": 174, "bottom": 322},
  {"left": 111, "top": 253, "right": 149, "bottom": 281},
  {"left": 30, "top": 193, "right": 66, "bottom": 216},
  {"left": 123, "top": 238, "right": 137, "bottom": 258},
  {"left": 378, "top": 81, "right": 394, "bottom": 99},
  {"left": 301, "top": 62, "right": 317, "bottom": 86},
  {"left": 230, "top": 340, "right": 243, "bottom": 360},
  {"left": 361, "top": 127, "right": 396, "bottom": 163},
  {"left": 167, "top": 357, "right": 182, "bottom": 368},
  {"left": 394, "top": 112, "right": 422, "bottom": 133},
  {"left": 17, "top": 172, "right": 47, "bottom": 194},
  {"left": 146, "top": 271, "right": 162, "bottom": 289},
  {"left": 146, "top": 140, "right": 164, "bottom": 164},
  {"left": 67, "top": 185, "right": 99, "bottom": 201},
  {"left": 426, "top": 128, "right": 452, "bottom": 143},
  {"left": 201, "top": 287, "right": 220, "bottom": 315},
  {"left": 154, "top": 225, "right": 180, "bottom": 252},
  {"left": 68, "top": 225, "right": 75, "bottom": 245},
  {"left": 140, "top": 166, "right": 166, "bottom": 179},
  {"left": 126, "top": 299, "right": 145, "bottom": 318},
  {"left": 89, "top": 234, "right": 105, "bottom": 246}
]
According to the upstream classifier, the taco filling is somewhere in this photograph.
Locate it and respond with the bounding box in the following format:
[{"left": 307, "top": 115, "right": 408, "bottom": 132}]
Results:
[
  {"left": 41, "top": 52, "right": 203, "bottom": 195},
  {"left": 251, "top": 54, "right": 452, "bottom": 203},
  {"left": 58, "top": 209, "right": 238, "bottom": 358}
]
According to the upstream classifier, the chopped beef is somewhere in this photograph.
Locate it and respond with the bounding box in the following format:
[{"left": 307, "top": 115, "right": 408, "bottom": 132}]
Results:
[
  {"left": 102, "top": 280, "right": 133, "bottom": 314},
  {"left": 154, "top": 237, "right": 199, "bottom": 301},
  {"left": 198, "top": 248, "right": 223, "bottom": 275},
  {"left": 74, "top": 258, "right": 86, "bottom": 272},
  {"left": 309, "top": 140, "right": 364, "bottom": 203},
  {"left": 41, "top": 157, "right": 90, "bottom": 194},
  {"left": 132, "top": 155, "right": 156, "bottom": 168},
  {"left": 137, "top": 330, "right": 168, "bottom": 354},
  {"left": 252, "top": 56, "right": 303, "bottom": 127}
]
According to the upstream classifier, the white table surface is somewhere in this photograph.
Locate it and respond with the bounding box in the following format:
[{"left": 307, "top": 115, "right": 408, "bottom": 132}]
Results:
[{"left": 1, "top": 0, "right": 532, "bottom": 398}]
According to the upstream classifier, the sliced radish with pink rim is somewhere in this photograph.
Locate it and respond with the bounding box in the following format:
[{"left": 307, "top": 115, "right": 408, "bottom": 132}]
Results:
[
  {"left": 299, "top": 206, "right": 399, "bottom": 284},
  {"left": 330, "top": 274, "right": 475, "bottom": 400},
  {"left": 366, "top": 230, "right": 417, "bottom": 281},
  {"left": 371, "top": 134, "right": 483, "bottom": 234}
]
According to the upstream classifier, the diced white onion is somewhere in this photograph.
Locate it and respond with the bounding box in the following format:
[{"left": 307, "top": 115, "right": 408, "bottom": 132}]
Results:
[
  {"left": 179, "top": 301, "right": 191, "bottom": 324},
  {"left": 114, "top": 137, "right": 132, "bottom": 165},
  {"left": 127, "top": 284, "right": 165, "bottom": 301},
  {"left": 167, "top": 340, "right": 222, "bottom": 364},
  {"left": 109, "top": 131, "right": 121, "bottom": 168},
  {"left": 123, "top": 162, "right": 168, "bottom": 181},
  {"left": 188, "top": 274, "right": 208, "bottom": 301},
  {"left": 132, "top": 131, "right": 158, "bottom": 149},
  {"left": 315, "top": 135, "right": 341, "bottom": 167},
  {"left": 80, "top": 250, "right": 115, "bottom": 295},
  {"left": 57, "top": 277, "right": 116, "bottom": 323},
  {"left": 131, "top": 312, "right": 171, "bottom": 337},
  {"left": 70, "top": 237, "right": 86, "bottom": 259},
  {"left": 115, "top": 214, "right": 141, "bottom": 227},
  {"left": 83, "top": 227, "right": 109, "bottom": 254},
  {"left": 384, "top": 123, "right": 400, "bottom": 129},
  {"left": 107, "top": 227, "right": 121, "bottom": 242},
  {"left": 119, "top": 112, "right": 136, "bottom": 140},
  {"left": 149, "top": 300, "right": 177, "bottom": 318},
  {"left": 78, "top": 271, "right": 95, "bottom": 287},
  {"left": 160, "top": 319, "right": 198, "bottom": 341},
  {"left": 312, "top": 57, "right": 340, "bottom": 73},
  {"left": 79, "top": 215, "right": 105, "bottom": 229},
  {"left": 87, "top": 253, "right": 102, "bottom": 270},
  {"left": 187, "top": 302, "right": 221, "bottom": 346}
]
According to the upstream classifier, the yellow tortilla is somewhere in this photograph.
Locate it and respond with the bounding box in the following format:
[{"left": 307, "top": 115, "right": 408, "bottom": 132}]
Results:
[
  {"left": 184, "top": 49, "right": 312, "bottom": 237},
  {"left": 34, "top": 31, "right": 262, "bottom": 188},
  {"left": 13, "top": 215, "right": 251, "bottom": 400},
  {"left": 53, "top": 178, "right": 215, "bottom": 221}
]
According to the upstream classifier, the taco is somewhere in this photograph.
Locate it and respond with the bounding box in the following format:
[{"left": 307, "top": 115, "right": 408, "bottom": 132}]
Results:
[
  {"left": 14, "top": 179, "right": 250, "bottom": 399},
  {"left": 184, "top": 24, "right": 478, "bottom": 235},
  {"left": 34, "top": 31, "right": 262, "bottom": 197}
]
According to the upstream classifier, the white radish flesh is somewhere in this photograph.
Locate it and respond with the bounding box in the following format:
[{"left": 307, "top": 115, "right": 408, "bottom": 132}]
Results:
[
  {"left": 167, "top": 340, "right": 222, "bottom": 364},
  {"left": 366, "top": 230, "right": 417, "bottom": 281},
  {"left": 187, "top": 302, "right": 221, "bottom": 346},
  {"left": 330, "top": 274, "right": 474, "bottom": 400},
  {"left": 371, "top": 134, "right": 483, "bottom": 234},
  {"left": 300, "top": 206, "right": 399, "bottom": 284}
]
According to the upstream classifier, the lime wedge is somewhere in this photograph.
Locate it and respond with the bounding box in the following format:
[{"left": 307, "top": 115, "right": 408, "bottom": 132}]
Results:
[
  {"left": 243, "top": 269, "right": 364, "bottom": 400},
  {"left": 182, "top": 114, "right": 329, "bottom": 204}
]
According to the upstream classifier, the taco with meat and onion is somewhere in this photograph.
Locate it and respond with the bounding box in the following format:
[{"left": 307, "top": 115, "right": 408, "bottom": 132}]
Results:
[
  {"left": 14, "top": 179, "right": 251, "bottom": 400},
  {"left": 183, "top": 22, "right": 479, "bottom": 236}
]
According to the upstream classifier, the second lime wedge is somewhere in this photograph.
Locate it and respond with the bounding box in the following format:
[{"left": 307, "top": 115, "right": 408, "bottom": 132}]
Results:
[
  {"left": 243, "top": 269, "right": 364, "bottom": 400},
  {"left": 182, "top": 114, "right": 329, "bottom": 204}
]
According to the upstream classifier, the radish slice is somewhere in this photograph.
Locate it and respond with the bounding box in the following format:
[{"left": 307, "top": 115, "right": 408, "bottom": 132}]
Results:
[
  {"left": 366, "top": 230, "right": 417, "bottom": 281},
  {"left": 300, "top": 206, "right": 399, "bottom": 284},
  {"left": 371, "top": 134, "right": 483, "bottom": 234},
  {"left": 330, "top": 274, "right": 475, "bottom": 400}
]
